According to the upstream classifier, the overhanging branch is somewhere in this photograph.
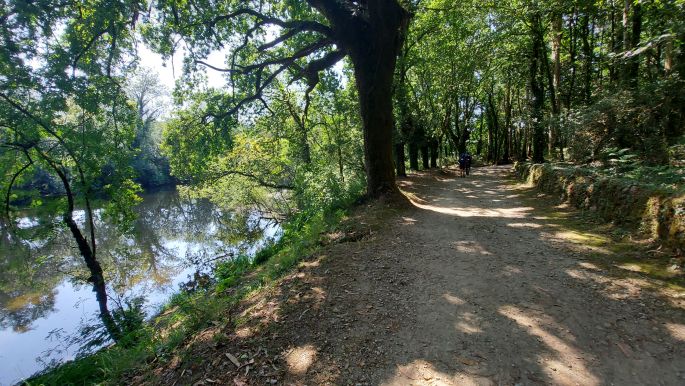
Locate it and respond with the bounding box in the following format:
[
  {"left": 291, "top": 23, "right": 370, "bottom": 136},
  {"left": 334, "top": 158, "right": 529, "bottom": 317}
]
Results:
[{"left": 211, "top": 170, "right": 295, "bottom": 190}]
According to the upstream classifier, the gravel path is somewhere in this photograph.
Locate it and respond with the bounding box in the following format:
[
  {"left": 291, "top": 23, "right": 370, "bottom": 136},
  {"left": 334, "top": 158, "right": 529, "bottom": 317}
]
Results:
[{"left": 155, "top": 165, "right": 685, "bottom": 386}]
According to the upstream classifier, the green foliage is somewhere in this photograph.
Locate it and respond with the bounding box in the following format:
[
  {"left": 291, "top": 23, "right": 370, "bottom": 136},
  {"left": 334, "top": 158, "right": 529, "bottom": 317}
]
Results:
[
  {"left": 564, "top": 77, "right": 685, "bottom": 165},
  {"left": 253, "top": 239, "right": 285, "bottom": 265},
  {"left": 1, "top": 0, "right": 144, "bottom": 229},
  {"left": 215, "top": 255, "right": 252, "bottom": 292}
]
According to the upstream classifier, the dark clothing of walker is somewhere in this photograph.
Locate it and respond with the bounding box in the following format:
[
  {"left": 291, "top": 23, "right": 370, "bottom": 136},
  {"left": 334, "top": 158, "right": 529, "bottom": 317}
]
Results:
[{"left": 459, "top": 153, "right": 472, "bottom": 177}]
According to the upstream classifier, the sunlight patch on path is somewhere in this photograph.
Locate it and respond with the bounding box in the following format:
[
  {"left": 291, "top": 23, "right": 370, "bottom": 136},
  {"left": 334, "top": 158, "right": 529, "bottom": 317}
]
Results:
[
  {"left": 383, "top": 360, "right": 493, "bottom": 386},
  {"left": 410, "top": 201, "right": 533, "bottom": 219},
  {"left": 284, "top": 345, "right": 317, "bottom": 375},
  {"left": 507, "top": 222, "right": 543, "bottom": 229},
  {"left": 499, "top": 305, "right": 598, "bottom": 386},
  {"left": 665, "top": 323, "right": 685, "bottom": 341}
]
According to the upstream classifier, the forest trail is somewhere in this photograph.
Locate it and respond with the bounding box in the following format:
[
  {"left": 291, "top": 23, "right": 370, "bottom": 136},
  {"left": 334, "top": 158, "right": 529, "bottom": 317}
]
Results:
[{"left": 155, "top": 166, "right": 685, "bottom": 386}]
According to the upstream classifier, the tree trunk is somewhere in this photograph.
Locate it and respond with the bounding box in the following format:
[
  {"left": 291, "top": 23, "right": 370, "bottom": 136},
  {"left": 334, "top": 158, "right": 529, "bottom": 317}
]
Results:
[
  {"left": 566, "top": 9, "right": 578, "bottom": 111},
  {"left": 430, "top": 141, "right": 439, "bottom": 168},
  {"left": 549, "top": 11, "right": 562, "bottom": 157},
  {"left": 395, "top": 142, "right": 406, "bottom": 177},
  {"left": 421, "top": 144, "right": 429, "bottom": 169},
  {"left": 581, "top": 14, "right": 593, "bottom": 104},
  {"left": 609, "top": 2, "right": 620, "bottom": 83},
  {"left": 476, "top": 114, "right": 484, "bottom": 156},
  {"left": 503, "top": 81, "right": 512, "bottom": 163},
  {"left": 47, "top": 162, "right": 121, "bottom": 342},
  {"left": 626, "top": 1, "right": 642, "bottom": 87},
  {"left": 409, "top": 141, "right": 419, "bottom": 170},
  {"left": 622, "top": 0, "right": 631, "bottom": 54},
  {"left": 343, "top": 2, "right": 410, "bottom": 198},
  {"left": 664, "top": 38, "right": 673, "bottom": 75},
  {"left": 530, "top": 12, "right": 546, "bottom": 164}
]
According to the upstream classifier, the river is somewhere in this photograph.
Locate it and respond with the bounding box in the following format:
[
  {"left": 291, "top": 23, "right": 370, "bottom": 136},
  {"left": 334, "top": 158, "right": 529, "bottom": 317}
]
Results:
[{"left": 0, "top": 189, "right": 279, "bottom": 385}]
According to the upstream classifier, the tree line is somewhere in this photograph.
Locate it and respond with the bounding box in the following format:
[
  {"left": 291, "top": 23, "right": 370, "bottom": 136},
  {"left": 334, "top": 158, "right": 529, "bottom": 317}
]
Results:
[{"left": 395, "top": 0, "right": 684, "bottom": 172}]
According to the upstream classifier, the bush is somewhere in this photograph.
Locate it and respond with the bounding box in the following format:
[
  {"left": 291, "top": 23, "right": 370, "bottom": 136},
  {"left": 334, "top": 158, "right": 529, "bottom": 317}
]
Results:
[{"left": 562, "top": 77, "right": 685, "bottom": 165}]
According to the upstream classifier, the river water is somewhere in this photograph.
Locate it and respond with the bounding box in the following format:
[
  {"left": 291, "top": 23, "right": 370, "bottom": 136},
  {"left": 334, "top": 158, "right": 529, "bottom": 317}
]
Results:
[{"left": 0, "top": 190, "right": 279, "bottom": 385}]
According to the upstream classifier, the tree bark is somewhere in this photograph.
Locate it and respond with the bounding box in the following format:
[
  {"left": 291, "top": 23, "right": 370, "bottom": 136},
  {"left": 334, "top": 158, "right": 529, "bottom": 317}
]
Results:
[
  {"left": 44, "top": 158, "right": 121, "bottom": 342},
  {"left": 409, "top": 141, "right": 419, "bottom": 170},
  {"left": 430, "top": 140, "right": 439, "bottom": 168},
  {"left": 339, "top": 2, "right": 410, "bottom": 198},
  {"left": 549, "top": 11, "right": 563, "bottom": 157},
  {"left": 421, "top": 144, "right": 429, "bottom": 169},
  {"left": 503, "top": 81, "right": 512, "bottom": 163},
  {"left": 626, "top": 1, "right": 642, "bottom": 87},
  {"left": 395, "top": 142, "right": 406, "bottom": 177},
  {"left": 581, "top": 14, "right": 593, "bottom": 104},
  {"left": 530, "top": 12, "right": 546, "bottom": 163}
]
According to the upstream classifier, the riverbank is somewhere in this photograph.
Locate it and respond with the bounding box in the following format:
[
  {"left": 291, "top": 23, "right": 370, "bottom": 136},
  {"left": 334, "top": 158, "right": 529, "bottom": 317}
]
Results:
[
  {"left": 24, "top": 194, "right": 353, "bottom": 385},
  {"left": 29, "top": 166, "right": 685, "bottom": 385}
]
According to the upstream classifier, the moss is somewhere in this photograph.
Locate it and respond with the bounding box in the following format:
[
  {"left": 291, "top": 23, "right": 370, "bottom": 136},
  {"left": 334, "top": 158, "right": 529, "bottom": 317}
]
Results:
[
  {"left": 514, "top": 162, "right": 685, "bottom": 252},
  {"left": 511, "top": 170, "right": 685, "bottom": 292}
]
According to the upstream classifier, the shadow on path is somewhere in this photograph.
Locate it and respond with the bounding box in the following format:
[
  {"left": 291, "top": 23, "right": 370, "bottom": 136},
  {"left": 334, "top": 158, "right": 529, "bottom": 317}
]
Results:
[{"left": 159, "top": 165, "right": 685, "bottom": 386}]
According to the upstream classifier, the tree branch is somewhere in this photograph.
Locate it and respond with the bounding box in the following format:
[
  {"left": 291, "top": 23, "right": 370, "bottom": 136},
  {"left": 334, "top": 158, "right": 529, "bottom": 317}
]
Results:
[
  {"left": 4, "top": 151, "right": 33, "bottom": 219},
  {"left": 211, "top": 170, "right": 295, "bottom": 190},
  {"left": 204, "top": 8, "right": 333, "bottom": 37}
]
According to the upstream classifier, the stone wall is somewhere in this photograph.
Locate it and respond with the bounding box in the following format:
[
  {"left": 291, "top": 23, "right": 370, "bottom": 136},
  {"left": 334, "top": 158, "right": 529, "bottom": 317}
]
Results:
[{"left": 514, "top": 162, "right": 684, "bottom": 253}]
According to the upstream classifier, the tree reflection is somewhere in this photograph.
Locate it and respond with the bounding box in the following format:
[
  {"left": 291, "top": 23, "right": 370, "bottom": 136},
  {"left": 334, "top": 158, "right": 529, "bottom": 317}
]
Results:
[
  {"left": 0, "top": 191, "right": 272, "bottom": 340},
  {"left": 0, "top": 218, "right": 67, "bottom": 332}
]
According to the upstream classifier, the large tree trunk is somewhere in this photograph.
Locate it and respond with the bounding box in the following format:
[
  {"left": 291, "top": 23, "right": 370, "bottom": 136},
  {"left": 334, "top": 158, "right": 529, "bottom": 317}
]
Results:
[{"left": 342, "top": 2, "right": 409, "bottom": 198}]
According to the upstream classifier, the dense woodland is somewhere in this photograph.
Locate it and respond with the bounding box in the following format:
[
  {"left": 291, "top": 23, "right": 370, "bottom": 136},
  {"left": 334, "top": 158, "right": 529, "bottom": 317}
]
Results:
[{"left": 0, "top": 0, "right": 684, "bottom": 382}]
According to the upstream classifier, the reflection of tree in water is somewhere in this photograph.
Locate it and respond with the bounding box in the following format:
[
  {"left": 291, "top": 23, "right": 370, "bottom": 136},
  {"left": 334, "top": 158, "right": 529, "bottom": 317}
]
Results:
[
  {"left": 0, "top": 191, "right": 272, "bottom": 333},
  {"left": 0, "top": 218, "right": 70, "bottom": 332}
]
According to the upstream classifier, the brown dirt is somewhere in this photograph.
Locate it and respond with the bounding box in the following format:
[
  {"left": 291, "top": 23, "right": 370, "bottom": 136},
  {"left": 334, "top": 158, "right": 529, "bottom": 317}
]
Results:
[{"left": 146, "top": 165, "right": 685, "bottom": 386}]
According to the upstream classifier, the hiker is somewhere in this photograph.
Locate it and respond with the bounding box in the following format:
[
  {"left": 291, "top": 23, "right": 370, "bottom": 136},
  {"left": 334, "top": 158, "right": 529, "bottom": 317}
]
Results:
[
  {"left": 464, "top": 152, "right": 472, "bottom": 176},
  {"left": 458, "top": 152, "right": 467, "bottom": 178}
]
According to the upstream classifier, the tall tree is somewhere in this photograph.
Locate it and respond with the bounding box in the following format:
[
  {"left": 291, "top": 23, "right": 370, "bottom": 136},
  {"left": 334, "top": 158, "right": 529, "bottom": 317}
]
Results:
[
  {"left": 148, "top": 0, "right": 411, "bottom": 198},
  {"left": 0, "top": 0, "right": 144, "bottom": 341}
]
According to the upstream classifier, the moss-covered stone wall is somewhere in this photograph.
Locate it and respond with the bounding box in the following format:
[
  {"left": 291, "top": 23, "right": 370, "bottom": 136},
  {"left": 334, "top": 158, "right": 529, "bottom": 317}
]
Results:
[{"left": 514, "top": 163, "right": 684, "bottom": 253}]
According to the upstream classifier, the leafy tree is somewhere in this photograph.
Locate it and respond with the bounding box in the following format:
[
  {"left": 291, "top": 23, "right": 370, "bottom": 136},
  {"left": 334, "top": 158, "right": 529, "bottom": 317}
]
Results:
[
  {"left": 126, "top": 67, "right": 174, "bottom": 188},
  {"left": 0, "top": 0, "right": 145, "bottom": 341},
  {"left": 145, "top": 0, "right": 412, "bottom": 198}
]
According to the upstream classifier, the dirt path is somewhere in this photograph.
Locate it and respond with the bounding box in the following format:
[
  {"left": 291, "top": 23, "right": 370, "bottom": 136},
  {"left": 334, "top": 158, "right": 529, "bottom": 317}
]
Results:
[{"left": 158, "top": 166, "right": 685, "bottom": 386}]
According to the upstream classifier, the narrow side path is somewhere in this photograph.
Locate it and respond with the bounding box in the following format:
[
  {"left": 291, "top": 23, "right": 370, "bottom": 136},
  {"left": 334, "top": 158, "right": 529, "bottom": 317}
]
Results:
[{"left": 150, "top": 166, "right": 685, "bottom": 386}]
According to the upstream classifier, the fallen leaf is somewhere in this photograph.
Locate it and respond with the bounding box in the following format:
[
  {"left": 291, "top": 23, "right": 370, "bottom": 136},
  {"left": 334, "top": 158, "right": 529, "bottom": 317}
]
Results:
[{"left": 226, "top": 353, "right": 241, "bottom": 368}]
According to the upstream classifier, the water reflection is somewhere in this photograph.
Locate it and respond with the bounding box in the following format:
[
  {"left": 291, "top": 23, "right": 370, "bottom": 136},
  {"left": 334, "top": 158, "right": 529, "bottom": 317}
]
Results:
[{"left": 0, "top": 190, "right": 278, "bottom": 385}]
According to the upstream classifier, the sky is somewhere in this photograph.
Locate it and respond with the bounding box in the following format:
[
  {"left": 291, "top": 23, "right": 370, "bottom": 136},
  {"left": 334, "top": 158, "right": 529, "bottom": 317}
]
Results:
[{"left": 136, "top": 42, "right": 229, "bottom": 92}]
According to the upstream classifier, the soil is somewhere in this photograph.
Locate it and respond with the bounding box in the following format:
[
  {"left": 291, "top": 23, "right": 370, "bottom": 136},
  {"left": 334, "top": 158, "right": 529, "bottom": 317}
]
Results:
[{"left": 145, "top": 165, "right": 685, "bottom": 386}]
